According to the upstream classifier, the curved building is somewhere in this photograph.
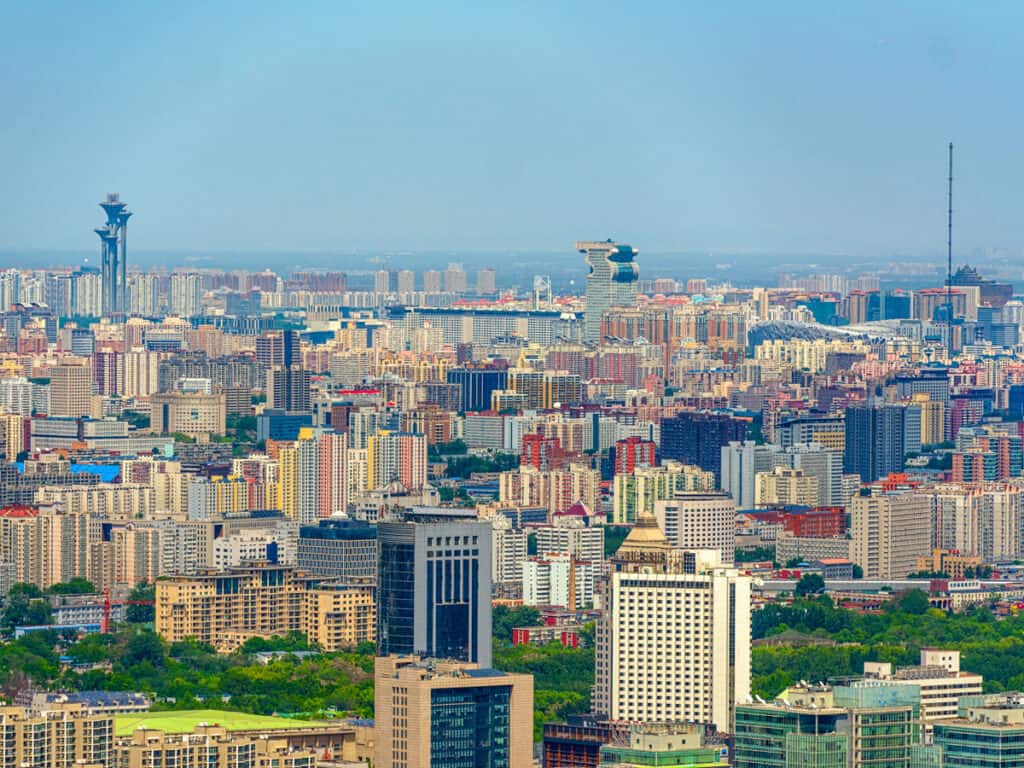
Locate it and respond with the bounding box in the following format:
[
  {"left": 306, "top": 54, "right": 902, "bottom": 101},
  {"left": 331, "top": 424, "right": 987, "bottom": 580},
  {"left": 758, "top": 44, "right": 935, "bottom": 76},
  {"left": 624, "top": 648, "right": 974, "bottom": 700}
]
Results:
[{"left": 578, "top": 240, "right": 638, "bottom": 343}]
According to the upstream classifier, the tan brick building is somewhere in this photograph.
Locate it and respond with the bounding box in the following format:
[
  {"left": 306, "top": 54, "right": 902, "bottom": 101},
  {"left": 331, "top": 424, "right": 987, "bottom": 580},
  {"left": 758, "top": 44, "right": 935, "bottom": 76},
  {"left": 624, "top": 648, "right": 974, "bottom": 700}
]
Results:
[
  {"left": 0, "top": 703, "right": 112, "bottom": 768},
  {"left": 374, "top": 655, "right": 533, "bottom": 768},
  {"left": 156, "top": 564, "right": 375, "bottom": 652}
]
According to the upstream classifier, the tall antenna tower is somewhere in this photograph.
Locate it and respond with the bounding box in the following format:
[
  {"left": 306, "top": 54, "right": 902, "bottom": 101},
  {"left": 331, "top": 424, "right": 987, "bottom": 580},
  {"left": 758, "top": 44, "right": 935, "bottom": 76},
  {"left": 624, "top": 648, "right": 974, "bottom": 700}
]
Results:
[{"left": 946, "top": 142, "right": 954, "bottom": 359}]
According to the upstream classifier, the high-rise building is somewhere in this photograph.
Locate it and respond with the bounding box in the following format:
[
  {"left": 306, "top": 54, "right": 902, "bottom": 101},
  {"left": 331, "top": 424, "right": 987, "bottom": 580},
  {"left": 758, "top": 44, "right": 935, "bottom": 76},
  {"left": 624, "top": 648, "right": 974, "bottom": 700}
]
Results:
[
  {"left": 48, "top": 363, "right": 92, "bottom": 418},
  {"left": 613, "top": 436, "right": 656, "bottom": 475},
  {"left": 423, "top": 269, "right": 442, "bottom": 293},
  {"left": 654, "top": 491, "right": 736, "bottom": 563},
  {"left": 661, "top": 412, "right": 749, "bottom": 483},
  {"left": 375, "top": 654, "right": 533, "bottom": 768},
  {"left": 578, "top": 240, "right": 639, "bottom": 343},
  {"left": 396, "top": 269, "right": 415, "bottom": 293},
  {"left": 0, "top": 703, "right": 113, "bottom": 768},
  {"left": 612, "top": 461, "right": 715, "bottom": 524},
  {"left": 594, "top": 511, "right": 751, "bottom": 731},
  {"left": 477, "top": 267, "right": 496, "bottom": 294},
  {"left": 720, "top": 441, "right": 780, "bottom": 509},
  {"left": 444, "top": 263, "right": 467, "bottom": 293},
  {"left": 850, "top": 487, "right": 931, "bottom": 578},
  {"left": 447, "top": 367, "right": 508, "bottom": 412},
  {"left": 377, "top": 509, "right": 492, "bottom": 666},
  {"left": 168, "top": 272, "right": 202, "bottom": 317},
  {"left": 297, "top": 518, "right": 377, "bottom": 580},
  {"left": 93, "top": 193, "right": 132, "bottom": 315},
  {"left": 754, "top": 467, "right": 819, "bottom": 508},
  {"left": 267, "top": 366, "right": 312, "bottom": 411},
  {"left": 844, "top": 402, "right": 922, "bottom": 482}
]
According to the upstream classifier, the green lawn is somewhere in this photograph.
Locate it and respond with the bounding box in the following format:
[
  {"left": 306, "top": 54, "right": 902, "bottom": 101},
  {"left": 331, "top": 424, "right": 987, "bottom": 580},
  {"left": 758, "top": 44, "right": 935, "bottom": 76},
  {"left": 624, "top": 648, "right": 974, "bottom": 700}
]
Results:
[{"left": 115, "top": 709, "right": 311, "bottom": 737}]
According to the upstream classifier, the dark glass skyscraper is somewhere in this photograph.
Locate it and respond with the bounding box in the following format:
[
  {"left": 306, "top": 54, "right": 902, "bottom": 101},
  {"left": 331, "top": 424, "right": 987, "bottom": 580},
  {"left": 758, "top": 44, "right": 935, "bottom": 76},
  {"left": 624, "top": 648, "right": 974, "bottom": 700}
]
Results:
[
  {"left": 843, "top": 402, "right": 922, "bottom": 482},
  {"left": 377, "top": 508, "right": 492, "bottom": 666},
  {"left": 446, "top": 367, "right": 508, "bottom": 413},
  {"left": 660, "top": 412, "right": 749, "bottom": 483}
]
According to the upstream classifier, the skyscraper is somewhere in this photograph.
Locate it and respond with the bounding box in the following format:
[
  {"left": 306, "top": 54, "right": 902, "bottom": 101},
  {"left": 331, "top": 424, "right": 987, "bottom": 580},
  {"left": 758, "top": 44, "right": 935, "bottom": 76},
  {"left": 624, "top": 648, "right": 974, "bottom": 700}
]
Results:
[
  {"left": 843, "top": 402, "right": 922, "bottom": 482},
  {"left": 594, "top": 512, "right": 751, "bottom": 731},
  {"left": 661, "top": 412, "right": 749, "bottom": 484},
  {"left": 578, "top": 240, "right": 638, "bottom": 343},
  {"left": 377, "top": 508, "right": 492, "bottom": 666},
  {"left": 93, "top": 193, "right": 132, "bottom": 315}
]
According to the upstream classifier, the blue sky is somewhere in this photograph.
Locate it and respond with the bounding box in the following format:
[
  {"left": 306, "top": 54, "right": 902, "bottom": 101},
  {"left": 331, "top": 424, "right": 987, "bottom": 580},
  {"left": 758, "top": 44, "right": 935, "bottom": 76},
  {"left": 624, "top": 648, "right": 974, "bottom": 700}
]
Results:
[{"left": 0, "top": 1, "right": 1021, "bottom": 259}]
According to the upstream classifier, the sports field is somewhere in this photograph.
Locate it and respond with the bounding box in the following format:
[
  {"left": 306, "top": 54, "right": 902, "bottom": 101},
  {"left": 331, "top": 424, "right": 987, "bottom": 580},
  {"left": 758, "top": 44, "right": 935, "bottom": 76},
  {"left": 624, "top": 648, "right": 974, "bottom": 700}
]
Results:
[{"left": 115, "top": 709, "right": 308, "bottom": 737}]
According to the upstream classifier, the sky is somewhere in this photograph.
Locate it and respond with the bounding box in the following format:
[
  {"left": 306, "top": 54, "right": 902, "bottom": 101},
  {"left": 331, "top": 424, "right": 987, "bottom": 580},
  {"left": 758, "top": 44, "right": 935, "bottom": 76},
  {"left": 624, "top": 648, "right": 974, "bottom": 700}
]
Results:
[{"left": 0, "top": 1, "right": 1022, "bottom": 263}]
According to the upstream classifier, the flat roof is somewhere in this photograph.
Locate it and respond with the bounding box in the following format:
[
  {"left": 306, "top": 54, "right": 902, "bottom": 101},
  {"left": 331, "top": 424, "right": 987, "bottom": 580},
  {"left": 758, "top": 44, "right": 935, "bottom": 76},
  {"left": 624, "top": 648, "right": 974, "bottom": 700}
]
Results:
[{"left": 115, "top": 710, "right": 327, "bottom": 737}]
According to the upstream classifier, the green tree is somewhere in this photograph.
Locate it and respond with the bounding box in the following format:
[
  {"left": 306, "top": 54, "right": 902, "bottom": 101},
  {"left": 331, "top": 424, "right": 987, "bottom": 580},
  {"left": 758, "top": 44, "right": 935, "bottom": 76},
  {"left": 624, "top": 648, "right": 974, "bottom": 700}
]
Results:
[
  {"left": 48, "top": 578, "right": 96, "bottom": 595},
  {"left": 126, "top": 582, "right": 156, "bottom": 623},
  {"left": 896, "top": 589, "right": 930, "bottom": 615},
  {"left": 795, "top": 573, "right": 826, "bottom": 597}
]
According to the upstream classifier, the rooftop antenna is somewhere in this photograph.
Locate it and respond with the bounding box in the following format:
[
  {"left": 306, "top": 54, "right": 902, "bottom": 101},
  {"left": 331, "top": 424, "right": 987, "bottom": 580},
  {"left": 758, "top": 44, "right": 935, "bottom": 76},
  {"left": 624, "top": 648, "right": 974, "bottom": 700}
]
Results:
[{"left": 946, "top": 142, "right": 954, "bottom": 360}]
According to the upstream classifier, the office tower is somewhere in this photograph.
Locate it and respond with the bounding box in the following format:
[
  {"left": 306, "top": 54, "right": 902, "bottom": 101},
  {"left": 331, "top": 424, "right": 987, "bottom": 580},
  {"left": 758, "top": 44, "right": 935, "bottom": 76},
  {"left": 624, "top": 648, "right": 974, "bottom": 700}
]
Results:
[
  {"left": 863, "top": 649, "right": 983, "bottom": 734},
  {"left": 444, "top": 263, "right": 467, "bottom": 293},
  {"left": 375, "top": 654, "right": 533, "bottom": 768},
  {"left": 168, "top": 272, "right": 202, "bottom": 317},
  {"left": 267, "top": 365, "right": 312, "bottom": 411},
  {"left": 93, "top": 192, "right": 132, "bottom": 315},
  {"left": 151, "top": 392, "right": 226, "bottom": 437},
  {"left": 654, "top": 491, "right": 736, "bottom": 563},
  {"left": 720, "top": 441, "right": 780, "bottom": 508},
  {"left": 578, "top": 240, "right": 639, "bottom": 343},
  {"left": 297, "top": 518, "right": 377, "bottom": 579},
  {"left": 446, "top": 366, "right": 508, "bottom": 412},
  {"left": 934, "top": 692, "right": 1024, "bottom": 767},
  {"left": 256, "top": 329, "right": 300, "bottom": 368},
  {"left": 661, "top": 412, "right": 749, "bottom": 483},
  {"left": 594, "top": 512, "right": 751, "bottom": 730},
  {"left": 49, "top": 363, "right": 92, "bottom": 418},
  {"left": 845, "top": 402, "right": 922, "bottom": 482},
  {"left": 734, "top": 682, "right": 937, "bottom": 768},
  {"left": 477, "top": 267, "right": 496, "bottom": 294},
  {"left": 396, "top": 269, "right": 415, "bottom": 293},
  {"left": 850, "top": 488, "right": 931, "bottom": 578},
  {"left": 377, "top": 509, "right": 492, "bottom": 666}
]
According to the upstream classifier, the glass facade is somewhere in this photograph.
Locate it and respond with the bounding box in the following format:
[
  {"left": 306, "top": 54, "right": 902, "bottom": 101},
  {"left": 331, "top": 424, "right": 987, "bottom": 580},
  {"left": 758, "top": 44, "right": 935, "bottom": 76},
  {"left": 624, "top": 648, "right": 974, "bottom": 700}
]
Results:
[
  {"left": 934, "top": 724, "right": 1024, "bottom": 767},
  {"left": 378, "top": 537, "right": 416, "bottom": 656},
  {"left": 430, "top": 685, "right": 511, "bottom": 768}
]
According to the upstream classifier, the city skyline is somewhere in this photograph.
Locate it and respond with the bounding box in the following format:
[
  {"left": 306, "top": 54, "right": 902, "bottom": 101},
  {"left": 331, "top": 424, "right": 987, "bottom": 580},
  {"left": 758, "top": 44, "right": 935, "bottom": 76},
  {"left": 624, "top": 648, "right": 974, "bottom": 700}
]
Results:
[{"left": 2, "top": 3, "right": 1024, "bottom": 258}]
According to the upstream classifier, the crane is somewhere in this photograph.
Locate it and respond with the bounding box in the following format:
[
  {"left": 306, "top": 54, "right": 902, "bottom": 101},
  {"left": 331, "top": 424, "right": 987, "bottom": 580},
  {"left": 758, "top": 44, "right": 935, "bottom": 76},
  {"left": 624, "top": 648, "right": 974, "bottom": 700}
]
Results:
[{"left": 101, "top": 588, "right": 155, "bottom": 634}]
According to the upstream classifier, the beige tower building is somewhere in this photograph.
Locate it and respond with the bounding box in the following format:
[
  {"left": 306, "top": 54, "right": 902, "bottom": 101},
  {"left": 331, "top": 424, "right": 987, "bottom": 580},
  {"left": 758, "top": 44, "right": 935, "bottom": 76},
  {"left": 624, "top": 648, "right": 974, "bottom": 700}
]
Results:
[
  {"left": 653, "top": 491, "right": 736, "bottom": 564},
  {"left": 49, "top": 363, "right": 92, "bottom": 418},
  {"left": 151, "top": 392, "right": 226, "bottom": 437},
  {"left": 374, "top": 655, "right": 533, "bottom": 768},
  {"left": 754, "top": 467, "right": 819, "bottom": 508},
  {"left": 850, "top": 489, "right": 932, "bottom": 578},
  {"left": 594, "top": 511, "right": 751, "bottom": 732}
]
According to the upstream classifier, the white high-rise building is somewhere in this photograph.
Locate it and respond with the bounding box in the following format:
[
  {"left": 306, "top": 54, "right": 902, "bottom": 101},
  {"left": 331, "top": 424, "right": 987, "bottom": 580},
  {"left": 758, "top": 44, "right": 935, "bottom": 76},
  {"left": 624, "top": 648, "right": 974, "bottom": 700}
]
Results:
[
  {"left": 720, "top": 441, "right": 779, "bottom": 509},
  {"left": 534, "top": 517, "right": 604, "bottom": 564},
  {"left": 168, "top": 273, "right": 202, "bottom": 317},
  {"left": 0, "top": 377, "right": 33, "bottom": 416},
  {"left": 522, "top": 554, "right": 595, "bottom": 609},
  {"left": 594, "top": 512, "right": 751, "bottom": 731},
  {"left": 491, "top": 515, "right": 528, "bottom": 585},
  {"left": 71, "top": 271, "right": 103, "bottom": 317},
  {"left": 578, "top": 240, "right": 639, "bottom": 343},
  {"left": 654, "top": 491, "right": 736, "bottom": 564},
  {"left": 0, "top": 269, "right": 20, "bottom": 310},
  {"left": 128, "top": 273, "right": 160, "bottom": 316}
]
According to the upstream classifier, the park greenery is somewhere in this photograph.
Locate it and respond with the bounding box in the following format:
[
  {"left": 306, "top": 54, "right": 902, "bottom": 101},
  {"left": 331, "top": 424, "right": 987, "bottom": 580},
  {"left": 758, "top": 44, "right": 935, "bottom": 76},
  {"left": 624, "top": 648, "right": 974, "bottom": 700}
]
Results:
[{"left": 9, "top": 589, "right": 1024, "bottom": 741}]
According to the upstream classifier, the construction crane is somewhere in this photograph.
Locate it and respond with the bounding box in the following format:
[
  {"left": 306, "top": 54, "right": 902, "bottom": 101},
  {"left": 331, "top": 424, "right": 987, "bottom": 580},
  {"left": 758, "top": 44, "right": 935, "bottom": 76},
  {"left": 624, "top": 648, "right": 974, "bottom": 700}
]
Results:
[{"left": 101, "top": 588, "right": 155, "bottom": 634}]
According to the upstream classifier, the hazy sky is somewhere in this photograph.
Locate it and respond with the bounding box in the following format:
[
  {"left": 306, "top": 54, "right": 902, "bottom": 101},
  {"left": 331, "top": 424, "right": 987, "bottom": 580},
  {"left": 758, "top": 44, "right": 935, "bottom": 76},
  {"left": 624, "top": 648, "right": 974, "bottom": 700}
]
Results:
[{"left": 1, "top": 1, "right": 1022, "bottom": 259}]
